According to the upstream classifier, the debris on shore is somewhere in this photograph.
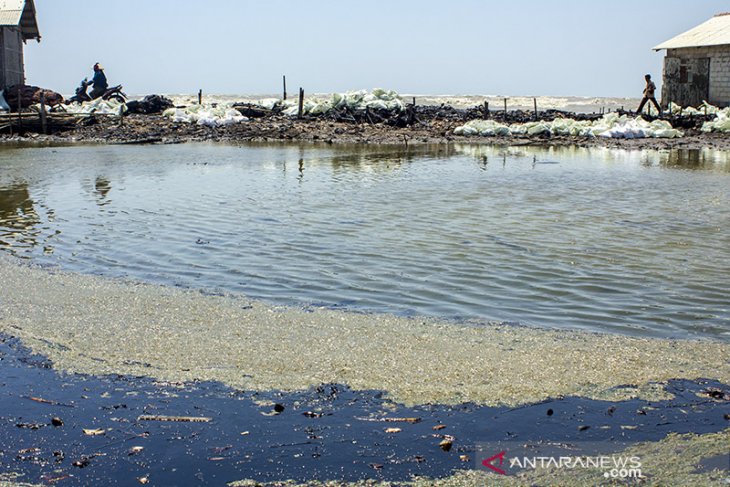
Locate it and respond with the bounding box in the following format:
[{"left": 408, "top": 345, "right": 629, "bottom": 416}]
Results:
[{"left": 0, "top": 88, "right": 728, "bottom": 150}]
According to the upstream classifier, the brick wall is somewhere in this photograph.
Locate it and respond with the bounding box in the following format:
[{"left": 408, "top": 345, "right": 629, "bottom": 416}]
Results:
[{"left": 665, "top": 45, "right": 730, "bottom": 106}]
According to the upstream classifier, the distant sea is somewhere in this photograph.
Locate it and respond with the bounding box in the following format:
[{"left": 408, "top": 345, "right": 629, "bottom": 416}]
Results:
[{"left": 148, "top": 93, "right": 641, "bottom": 114}]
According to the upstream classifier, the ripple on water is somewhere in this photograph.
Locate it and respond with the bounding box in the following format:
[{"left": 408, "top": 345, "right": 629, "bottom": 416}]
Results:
[{"left": 0, "top": 143, "right": 728, "bottom": 340}]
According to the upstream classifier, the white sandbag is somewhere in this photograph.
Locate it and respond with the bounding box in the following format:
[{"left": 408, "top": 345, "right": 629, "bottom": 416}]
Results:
[{"left": 0, "top": 90, "right": 9, "bottom": 111}]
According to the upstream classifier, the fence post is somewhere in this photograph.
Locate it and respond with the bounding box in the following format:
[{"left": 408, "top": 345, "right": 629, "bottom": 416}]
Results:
[
  {"left": 17, "top": 85, "right": 22, "bottom": 133},
  {"left": 39, "top": 92, "right": 48, "bottom": 135}
]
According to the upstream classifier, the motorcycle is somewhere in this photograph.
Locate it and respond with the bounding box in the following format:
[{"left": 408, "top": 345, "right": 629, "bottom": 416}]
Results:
[{"left": 67, "top": 78, "right": 127, "bottom": 104}]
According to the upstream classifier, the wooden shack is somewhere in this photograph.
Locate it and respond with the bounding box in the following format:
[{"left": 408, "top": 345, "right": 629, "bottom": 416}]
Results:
[
  {"left": 0, "top": 0, "right": 40, "bottom": 90},
  {"left": 654, "top": 13, "right": 730, "bottom": 108}
]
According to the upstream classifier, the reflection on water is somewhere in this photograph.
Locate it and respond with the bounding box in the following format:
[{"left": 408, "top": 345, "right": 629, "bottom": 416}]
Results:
[
  {"left": 0, "top": 183, "right": 41, "bottom": 253},
  {"left": 0, "top": 143, "right": 728, "bottom": 340}
]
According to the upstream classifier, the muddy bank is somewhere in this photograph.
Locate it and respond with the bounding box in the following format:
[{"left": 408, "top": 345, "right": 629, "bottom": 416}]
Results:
[
  {"left": 1, "top": 335, "right": 728, "bottom": 486},
  {"left": 1, "top": 110, "right": 728, "bottom": 151}
]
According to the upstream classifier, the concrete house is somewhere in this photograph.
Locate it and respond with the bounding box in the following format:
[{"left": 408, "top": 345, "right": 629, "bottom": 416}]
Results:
[
  {"left": 0, "top": 0, "right": 40, "bottom": 89},
  {"left": 654, "top": 13, "right": 730, "bottom": 108}
]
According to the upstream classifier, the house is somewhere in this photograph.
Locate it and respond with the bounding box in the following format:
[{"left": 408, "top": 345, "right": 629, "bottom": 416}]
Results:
[
  {"left": 0, "top": 0, "right": 40, "bottom": 90},
  {"left": 654, "top": 13, "right": 730, "bottom": 108}
]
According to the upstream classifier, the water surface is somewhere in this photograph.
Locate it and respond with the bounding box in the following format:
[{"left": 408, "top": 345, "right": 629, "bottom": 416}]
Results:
[{"left": 1, "top": 143, "right": 728, "bottom": 340}]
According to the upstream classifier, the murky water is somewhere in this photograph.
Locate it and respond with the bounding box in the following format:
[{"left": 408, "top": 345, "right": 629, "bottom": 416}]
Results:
[{"left": 1, "top": 143, "right": 729, "bottom": 340}]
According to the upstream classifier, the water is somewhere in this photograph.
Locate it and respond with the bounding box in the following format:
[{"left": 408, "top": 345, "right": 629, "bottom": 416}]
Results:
[{"left": 1, "top": 143, "right": 729, "bottom": 340}]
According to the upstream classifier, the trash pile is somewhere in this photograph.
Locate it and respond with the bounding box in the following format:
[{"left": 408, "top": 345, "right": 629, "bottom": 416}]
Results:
[
  {"left": 162, "top": 105, "right": 248, "bottom": 127},
  {"left": 2, "top": 84, "right": 64, "bottom": 111},
  {"left": 454, "top": 113, "right": 684, "bottom": 139},
  {"left": 126, "top": 95, "right": 174, "bottom": 115}
]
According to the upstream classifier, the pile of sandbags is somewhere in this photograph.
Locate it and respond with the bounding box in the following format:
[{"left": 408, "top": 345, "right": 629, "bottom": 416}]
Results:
[
  {"left": 163, "top": 105, "right": 248, "bottom": 127},
  {"left": 701, "top": 107, "right": 730, "bottom": 133},
  {"left": 280, "top": 89, "right": 405, "bottom": 117},
  {"left": 63, "top": 98, "right": 127, "bottom": 116},
  {"left": 667, "top": 101, "right": 720, "bottom": 116},
  {"left": 454, "top": 113, "right": 683, "bottom": 139}
]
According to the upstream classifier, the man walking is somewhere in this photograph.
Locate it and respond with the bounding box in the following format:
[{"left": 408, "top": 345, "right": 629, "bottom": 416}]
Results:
[{"left": 637, "top": 74, "right": 661, "bottom": 115}]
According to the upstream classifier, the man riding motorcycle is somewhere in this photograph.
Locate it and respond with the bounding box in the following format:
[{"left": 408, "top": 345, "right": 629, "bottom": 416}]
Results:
[{"left": 89, "top": 62, "right": 109, "bottom": 100}]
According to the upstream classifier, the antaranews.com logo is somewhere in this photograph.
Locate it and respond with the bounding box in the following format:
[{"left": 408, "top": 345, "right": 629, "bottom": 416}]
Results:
[{"left": 478, "top": 443, "right": 643, "bottom": 481}]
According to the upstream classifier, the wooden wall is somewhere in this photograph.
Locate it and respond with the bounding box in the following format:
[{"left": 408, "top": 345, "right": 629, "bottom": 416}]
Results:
[{"left": 1, "top": 27, "right": 25, "bottom": 90}]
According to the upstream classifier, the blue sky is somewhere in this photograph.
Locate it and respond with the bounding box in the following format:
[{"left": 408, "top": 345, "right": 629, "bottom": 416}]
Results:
[{"left": 24, "top": 0, "right": 727, "bottom": 97}]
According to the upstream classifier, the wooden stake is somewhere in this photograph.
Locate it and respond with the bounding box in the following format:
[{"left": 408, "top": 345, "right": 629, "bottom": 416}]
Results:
[
  {"left": 504, "top": 98, "right": 507, "bottom": 117},
  {"left": 39, "top": 92, "right": 47, "bottom": 135},
  {"left": 17, "top": 86, "right": 22, "bottom": 133},
  {"left": 298, "top": 87, "right": 304, "bottom": 119},
  {"left": 533, "top": 98, "right": 538, "bottom": 120},
  {"left": 484, "top": 101, "right": 489, "bottom": 118},
  {"left": 283, "top": 75, "right": 287, "bottom": 100},
  {"left": 198, "top": 89, "right": 203, "bottom": 105}
]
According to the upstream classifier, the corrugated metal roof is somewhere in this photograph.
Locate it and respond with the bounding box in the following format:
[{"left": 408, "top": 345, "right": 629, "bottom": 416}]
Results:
[
  {"left": 0, "top": 0, "right": 24, "bottom": 24},
  {"left": 654, "top": 13, "right": 730, "bottom": 50},
  {"left": 0, "top": 0, "right": 39, "bottom": 40},
  {"left": 0, "top": 10, "right": 23, "bottom": 25}
]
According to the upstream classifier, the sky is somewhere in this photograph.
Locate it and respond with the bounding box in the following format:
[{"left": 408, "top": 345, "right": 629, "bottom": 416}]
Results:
[{"left": 23, "top": 0, "right": 728, "bottom": 98}]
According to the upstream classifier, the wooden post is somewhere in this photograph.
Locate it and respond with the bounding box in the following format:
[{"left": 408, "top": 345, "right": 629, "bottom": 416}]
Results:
[
  {"left": 298, "top": 87, "right": 304, "bottom": 119},
  {"left": 504, "top": 98, "right": 507, "bottom": 117},
  {"left": 39, "top": 92, "right": 48, "bottom": 135},
  {"left": 198, "top": 89, "right": 203, "bottom": 105},
  {"left": 484, "top": 101, "right": 489, "bottom": 118},
  {"left": 17, "top": 86, "right": 22, "bottom": 134},
  {"left": 533, "top": 97, "right": 538, "bottom": 120},
  {"left": 283, "top": 75, "right": 287, "bottom": 100}
]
